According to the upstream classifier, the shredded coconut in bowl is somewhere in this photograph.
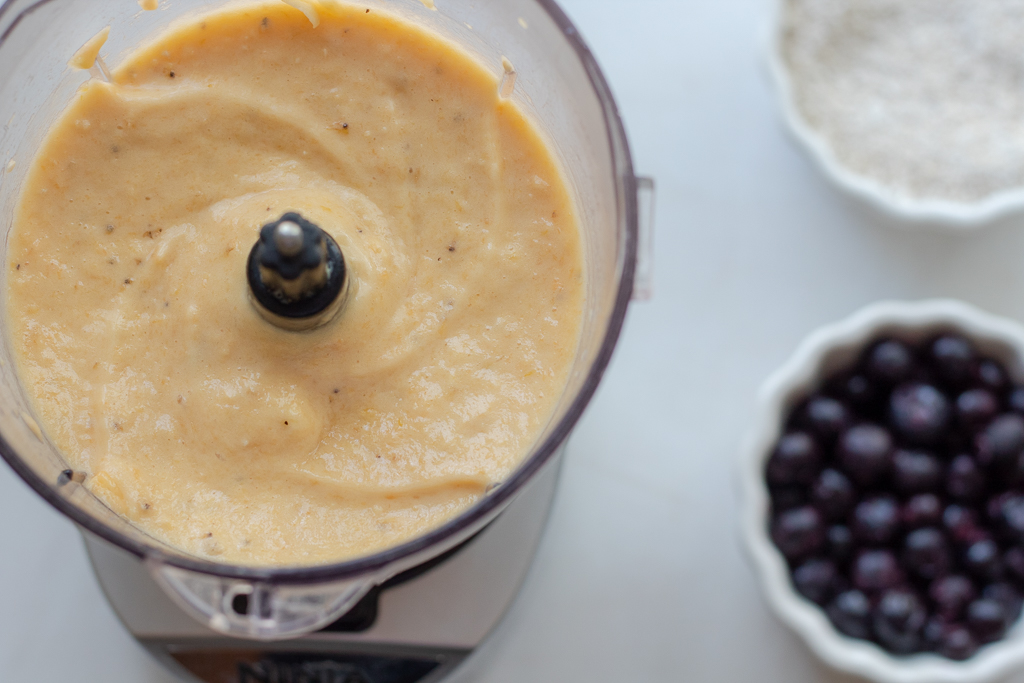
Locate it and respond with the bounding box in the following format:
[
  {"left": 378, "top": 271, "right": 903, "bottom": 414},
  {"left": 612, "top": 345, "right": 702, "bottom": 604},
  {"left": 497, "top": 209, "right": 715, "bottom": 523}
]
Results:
[{"left": 781, "top": 0, "right": 1024, "bottom": 204}]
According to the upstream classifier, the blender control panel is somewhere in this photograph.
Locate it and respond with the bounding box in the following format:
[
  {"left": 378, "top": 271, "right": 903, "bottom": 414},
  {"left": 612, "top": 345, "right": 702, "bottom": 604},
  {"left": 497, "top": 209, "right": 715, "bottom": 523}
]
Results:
[{"left": 163, "top": 648, "right": 457, "bottom": 683}]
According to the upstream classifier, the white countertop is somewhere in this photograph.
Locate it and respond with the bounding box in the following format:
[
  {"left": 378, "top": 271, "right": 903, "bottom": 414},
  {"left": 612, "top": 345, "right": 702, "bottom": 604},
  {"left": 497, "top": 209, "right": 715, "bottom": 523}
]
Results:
[{"left": 9, "top": 0, "right": 1024, "bottom": 680}]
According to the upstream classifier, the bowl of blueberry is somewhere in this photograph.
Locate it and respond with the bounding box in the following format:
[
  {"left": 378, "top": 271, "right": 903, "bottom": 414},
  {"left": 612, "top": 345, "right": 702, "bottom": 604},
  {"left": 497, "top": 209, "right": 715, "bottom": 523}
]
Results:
[{"left": 740, "top": 299, "right": 1024, "bottom": 683}]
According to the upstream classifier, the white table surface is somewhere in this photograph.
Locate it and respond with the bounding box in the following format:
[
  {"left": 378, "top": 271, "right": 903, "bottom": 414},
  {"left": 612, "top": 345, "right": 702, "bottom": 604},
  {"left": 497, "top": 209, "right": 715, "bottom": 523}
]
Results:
[{"left": 9, "top": 0, "right": 1024, "bottom": 680}]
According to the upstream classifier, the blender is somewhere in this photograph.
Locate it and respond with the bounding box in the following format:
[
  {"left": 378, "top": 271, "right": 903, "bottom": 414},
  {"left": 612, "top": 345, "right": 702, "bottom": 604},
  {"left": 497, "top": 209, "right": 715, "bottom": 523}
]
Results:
[{"left": 0, "top": 0, "right": 651, "bottom": 680}]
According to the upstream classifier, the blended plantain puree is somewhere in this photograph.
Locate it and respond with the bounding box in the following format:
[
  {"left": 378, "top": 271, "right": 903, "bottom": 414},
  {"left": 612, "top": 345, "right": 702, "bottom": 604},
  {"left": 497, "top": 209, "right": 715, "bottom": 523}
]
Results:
[{"left": 7, "top": 1, "right": 583, "bottom": 566}]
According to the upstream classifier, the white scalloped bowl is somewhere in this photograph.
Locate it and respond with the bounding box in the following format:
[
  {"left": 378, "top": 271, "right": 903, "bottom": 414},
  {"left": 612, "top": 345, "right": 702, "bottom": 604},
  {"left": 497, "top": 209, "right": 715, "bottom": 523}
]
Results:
[
  {"left": 766, "top": 1, "right": 1024, "bottom": 229},
  {"left": 740, "top": 300, "right": 1024, "bottom": 683}
]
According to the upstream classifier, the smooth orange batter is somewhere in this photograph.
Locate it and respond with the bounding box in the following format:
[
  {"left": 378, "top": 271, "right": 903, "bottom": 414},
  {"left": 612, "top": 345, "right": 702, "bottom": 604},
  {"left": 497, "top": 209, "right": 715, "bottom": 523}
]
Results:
[{"left": 7, "top": 1, "right": 583, "bottom": 566}]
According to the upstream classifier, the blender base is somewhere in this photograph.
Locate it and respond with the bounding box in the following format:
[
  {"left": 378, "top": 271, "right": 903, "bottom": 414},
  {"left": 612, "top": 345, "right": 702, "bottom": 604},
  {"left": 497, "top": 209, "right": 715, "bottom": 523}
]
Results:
[{"left": 83, "top": 455, "right": 562, "bottom": 683}]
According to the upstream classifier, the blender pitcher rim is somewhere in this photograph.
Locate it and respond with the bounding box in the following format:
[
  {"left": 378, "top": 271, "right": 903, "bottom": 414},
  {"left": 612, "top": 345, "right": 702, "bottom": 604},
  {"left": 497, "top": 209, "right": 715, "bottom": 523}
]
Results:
[{"left": 0, "top": 0, "right": 640, "bottom": 584}]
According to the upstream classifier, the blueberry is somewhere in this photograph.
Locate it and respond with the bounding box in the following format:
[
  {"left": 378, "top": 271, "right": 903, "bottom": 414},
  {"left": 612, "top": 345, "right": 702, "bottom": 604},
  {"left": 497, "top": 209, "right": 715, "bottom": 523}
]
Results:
[
  {"left": 766, "top": 432, "right": 821, "bottom": 487},
  {"left": 771, "top": 506, "right": 826, "bottom": 562},
  {"left": 838, "top": 424, "right": 893, "bottom": 486},
  {"left": 892, "top": 450, "right": 943, "bottom": 494},
  {"left": 903, "top": 493, "right": 943, "bottom": 529},
  {"left": 956, "top": 389, "right": 999, "bottom": 431},
  {"left": 811, "top": 469, "right": 856, "bottom": 521},
  {"left": 923, "top": 615, "right": 948, "bottom": 651},
  {"left": 873, "top": 589, "right": 927, "bottom": 654},
  {"left": 866, "top": 339, "right": 915, "bottom": 385},
  {"left": 853, "top": 549, "right": 904, "bottom": 593},
  {"left": 890, "top": 383, "right": 951, "bottom": 445},
  {"left": 1009, "top": 387, "right": 1024, "bottom": 415},
  {"left": 967, "top": 598, "right": 1008, "bottom": 643},
  {"left": 991, "top": 493, "right": 1024, "bottom": 545},
  {"left": 982, "top": 582, "right": 1023, "bottom": 628},
  {"left": 903, "top": 527, "right": 951, "bottom": 580},
  {"left": 946, "top": 455, "right": 985, "bottom": 502},
  {"left": 840, "top": 374, "right": 876, "bottom": 410},
  {"left": 793, "top": 558, "right": 840, "bottom": 605},
  {"left": 827, "top": 589, "right": 872, "bottom": 639},
  {"left": 977, "top": 414, "right": 1024, "bottom": 468},
  {"left": 944, "top": 505, "right": 988, "bottom": 546},
  {"left": 827, "top": 525, "right": 855, "bottom": 566},
  {"left": 801, "top": 396, "right": 851, "bottom": 444},
  {"left": 930, "top": 335, "right": 975, "bottom": 387},
  {"left": 853, "top": 496, "right": 902, "bottom": 545},
  {"left": 1005, "top": 547, "right": 1024, "bottom": 584},
  {"left": 929, "top": 575, "right": 977, "bottom": 620},
  {"left": 965, "top": 539, "right": 1004, "bottom": 582},
  {"left": 938, "top": 624, "right": 979, "bottom": 660},
  {"left": 976, "top": 359, "right": 1008, "bottom": 392},
  {"left": 988, "top": 492, "right": 1015, "bottom": 522}
]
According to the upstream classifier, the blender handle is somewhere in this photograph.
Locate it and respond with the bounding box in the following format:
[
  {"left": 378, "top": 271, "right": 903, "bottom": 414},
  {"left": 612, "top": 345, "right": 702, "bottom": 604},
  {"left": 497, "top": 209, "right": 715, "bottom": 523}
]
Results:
[
  {"left": 633, "top": 176, "right": 655, "bottom": 302},
  {"left": 148, "top": 559, "right": 379, "bottom": 640}
]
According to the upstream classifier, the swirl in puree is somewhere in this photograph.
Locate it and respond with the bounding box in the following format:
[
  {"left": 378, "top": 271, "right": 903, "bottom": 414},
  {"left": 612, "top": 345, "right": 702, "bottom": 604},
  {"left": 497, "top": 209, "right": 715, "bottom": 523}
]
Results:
[{"left": 7, "top": 1, "right": 583, "bottom": 566}]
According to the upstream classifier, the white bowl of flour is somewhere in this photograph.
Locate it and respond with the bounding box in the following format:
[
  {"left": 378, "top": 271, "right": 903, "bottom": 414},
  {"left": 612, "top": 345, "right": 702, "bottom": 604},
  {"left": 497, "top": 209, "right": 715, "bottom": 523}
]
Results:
[{"left": 769, "top": 0, "right": 1024, "bottom": 228}]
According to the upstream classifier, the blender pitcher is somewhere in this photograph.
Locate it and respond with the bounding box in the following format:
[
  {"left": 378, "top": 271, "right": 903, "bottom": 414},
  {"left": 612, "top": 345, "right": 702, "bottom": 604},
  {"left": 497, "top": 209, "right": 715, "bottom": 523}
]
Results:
[{"left": 0, "top": 0, "right": 651, "bottom": 675}]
